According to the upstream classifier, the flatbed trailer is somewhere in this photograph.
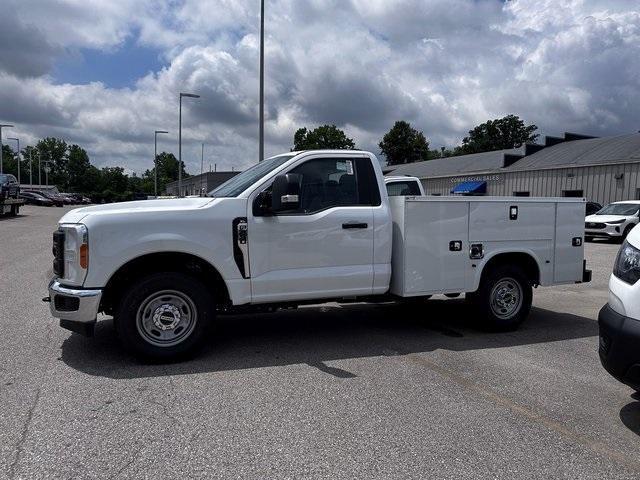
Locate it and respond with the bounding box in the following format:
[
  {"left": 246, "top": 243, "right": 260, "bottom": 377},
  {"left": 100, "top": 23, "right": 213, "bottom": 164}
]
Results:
[{"left": 1, "top": 197, "right": 25, "bottom": 216}]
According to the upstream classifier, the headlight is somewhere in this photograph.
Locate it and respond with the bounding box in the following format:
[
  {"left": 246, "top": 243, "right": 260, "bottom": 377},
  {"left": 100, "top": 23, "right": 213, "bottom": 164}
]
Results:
[
  {"left": 614, "top": 240, "right": 640, "bottom": 285},
  {"left": 606, "top": 219, "right": 625, "bottom": 225},
  {"left": 58, "top": 224, "right": 89, "bottom": 286}
]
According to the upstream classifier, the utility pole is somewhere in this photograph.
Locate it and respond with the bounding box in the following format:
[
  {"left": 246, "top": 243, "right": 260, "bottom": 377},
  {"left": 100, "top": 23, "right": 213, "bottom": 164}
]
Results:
[
  {"left": 0, "top": 124, "right": 14, "bottom": 174},
  {"left": 45, "top": 152, "right": 51, "bottom": 186},
  {"left": 8, "top": 137, "right": 20, "bottom": 184},
  {"left": 29, "top": 150, "right": 33, "bottom": 186},
  {"left": 178, "top": 92, "right": 200, "bottom": 197},
  {"left": 38, "top": 150, "right": 42, "bottom": 185},
  {"left": 200, "top": 142, "right": 205, "bottom": 195},
  {"left": 259, "top": 0, "right": 265, "bottom": 163}
]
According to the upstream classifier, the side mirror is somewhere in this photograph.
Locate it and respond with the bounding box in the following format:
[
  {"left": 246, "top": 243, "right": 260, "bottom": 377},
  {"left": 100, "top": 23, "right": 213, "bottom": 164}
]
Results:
[
  {"left": 272, "top": 173, "right": 302, "bottom": 212},
  {"left": 252, "top": 190, "right": 272, "bottom": 216}
]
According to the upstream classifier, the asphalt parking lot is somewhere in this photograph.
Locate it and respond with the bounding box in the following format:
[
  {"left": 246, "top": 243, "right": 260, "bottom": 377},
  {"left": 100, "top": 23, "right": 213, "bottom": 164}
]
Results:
[{"left": 1, "top": 205, "right": 639, "bottom": 479}]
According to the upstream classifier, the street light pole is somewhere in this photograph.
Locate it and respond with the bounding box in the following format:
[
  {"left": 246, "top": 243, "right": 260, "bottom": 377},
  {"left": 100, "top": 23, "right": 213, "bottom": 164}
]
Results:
[
  {"left": 7, "top": 137, "right": 20, "bottom": 184},
  {"left": 0, "top": 124, "right": 14, "bottom": 174},
  {"left": 200, "top": 142, "right": 204, "bottom": 196},
  {"left": 154, "top": 130, "right": 169, "bottom": 197},
  {"left": 38, "top": 150, "right": 41, "bottom": 185},
  {"left": 29, "top": 150, "right": 32, "bottom": 186},
  {"left": 259, "top": 0, "right": 265, "bottom": 162},
  {"left": 178, "top": 92, "right": 200, "bottom": 197}
]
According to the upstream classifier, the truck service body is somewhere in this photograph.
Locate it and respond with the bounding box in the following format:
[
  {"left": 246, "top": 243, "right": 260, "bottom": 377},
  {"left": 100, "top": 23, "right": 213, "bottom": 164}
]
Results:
[{"left": 46, "top": 150, "right": 591, "bottom": 359}]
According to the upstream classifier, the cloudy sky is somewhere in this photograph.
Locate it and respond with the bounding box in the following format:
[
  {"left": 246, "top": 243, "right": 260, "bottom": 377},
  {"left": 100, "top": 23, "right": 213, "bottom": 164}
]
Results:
[{"left": 1, "top": 0, "right": 639, "bottom": 174}]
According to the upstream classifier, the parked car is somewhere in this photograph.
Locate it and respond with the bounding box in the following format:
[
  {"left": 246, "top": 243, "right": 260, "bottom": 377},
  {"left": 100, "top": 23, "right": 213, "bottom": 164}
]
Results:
[
  {"left": 585, "top": 201, "right": 640, "bottom": 242},
  {"left": 25, "top": 190, "right": 64, "bottom": 207},
  {"left": 585, "top": 201, "right": 602, "bottom": 216},
  {"left": 384, "top": 176, "right": 425, "bottom": 196},
  {"left": 19, "top": 191, "right": 54, "bottom": 206},
  {"left": 45, "top": 149, "right": 590, "bottom": 360},
  {"left": 0, "top": 173, "right": 20, "bottom": 199},
  {"left": 598, "top": 224, "right": 640, "bottom": 392},
  {"left": 60, "top": 193, "right": 91, "bottom": 204}
]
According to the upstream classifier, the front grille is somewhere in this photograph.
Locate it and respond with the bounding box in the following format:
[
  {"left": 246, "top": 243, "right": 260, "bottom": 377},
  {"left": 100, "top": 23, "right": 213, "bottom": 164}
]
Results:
[
  {"left": 585, "top": 222, "right": 605, "bottom": 229},
  {"left": 52, "top": 230, "right": 65, "bottom": 277}
]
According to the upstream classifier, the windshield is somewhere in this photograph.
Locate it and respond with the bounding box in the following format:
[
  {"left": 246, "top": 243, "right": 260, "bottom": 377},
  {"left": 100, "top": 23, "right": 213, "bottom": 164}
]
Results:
[
  {"left": 209, "top": 154, "right": 296, "bottom": 197},
  {"left": 596, "top": 203, "right": 640, "bottom": 216}
]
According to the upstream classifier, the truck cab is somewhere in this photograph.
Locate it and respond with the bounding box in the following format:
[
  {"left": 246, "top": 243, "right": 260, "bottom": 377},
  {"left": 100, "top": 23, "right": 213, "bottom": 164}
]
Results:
[{"left": 46, "top": 150, "right": 589, "bottom": 360}]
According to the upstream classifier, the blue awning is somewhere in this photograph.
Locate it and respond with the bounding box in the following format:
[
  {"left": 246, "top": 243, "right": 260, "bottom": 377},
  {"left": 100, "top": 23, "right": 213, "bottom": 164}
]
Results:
[{"left": 451, "top": 181, "right": 487, "bottom": 195}]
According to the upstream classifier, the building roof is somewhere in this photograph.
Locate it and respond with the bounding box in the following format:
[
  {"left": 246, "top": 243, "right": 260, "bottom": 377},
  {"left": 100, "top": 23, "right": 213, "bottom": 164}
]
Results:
[
  {"left": 386, "top": 132, "right": 640, "bottom": 179},
  {"left": 388, "top": 147, "right": 523, "bottom": 178},
  {"left": 505, "top": 133, "right": 640, "bottom": 171}
]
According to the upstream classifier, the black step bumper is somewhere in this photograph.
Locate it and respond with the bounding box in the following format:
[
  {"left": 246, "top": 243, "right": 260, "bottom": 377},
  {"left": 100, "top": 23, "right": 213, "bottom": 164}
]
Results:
[{"left": 598, "top": 304, "right": 640, "bottom": 391}]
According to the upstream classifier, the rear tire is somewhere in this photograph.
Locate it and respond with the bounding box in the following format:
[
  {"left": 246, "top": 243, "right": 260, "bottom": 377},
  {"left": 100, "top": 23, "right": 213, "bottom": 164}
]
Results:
[
  {"left": 115, "top": 272, "right": 214, "bottom": 361},
  {"left": 471, "top": 265, "right": 532, "bottom": 331}
]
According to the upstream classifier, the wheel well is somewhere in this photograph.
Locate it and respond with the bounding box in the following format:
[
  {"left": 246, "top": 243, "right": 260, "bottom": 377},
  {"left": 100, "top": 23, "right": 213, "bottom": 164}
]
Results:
[
  {"left": 481, "top": 252, "right": 540, "bottom": 286},
  {"left": 100, "top": 252, "right": 230, "bottom": 315}
]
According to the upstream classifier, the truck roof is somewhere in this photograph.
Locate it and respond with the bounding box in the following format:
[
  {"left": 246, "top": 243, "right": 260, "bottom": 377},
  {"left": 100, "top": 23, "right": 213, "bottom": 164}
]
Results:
[{"left": 384, "top": 175, "right": 420, "bottom": 182}]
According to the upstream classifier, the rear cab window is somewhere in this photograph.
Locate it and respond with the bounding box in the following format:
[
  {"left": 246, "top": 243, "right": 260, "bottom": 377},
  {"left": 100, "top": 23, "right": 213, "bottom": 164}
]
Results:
[{"left": 386, "top": 180, "right": 422, "bottom": 196}]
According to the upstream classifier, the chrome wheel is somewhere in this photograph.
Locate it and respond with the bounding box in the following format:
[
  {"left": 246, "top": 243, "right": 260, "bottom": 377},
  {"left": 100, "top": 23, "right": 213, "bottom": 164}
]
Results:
[
  {"left": 490, "top": 278, "right": 523, "bottom": 320},
  {"left": 136, "top": 290, "right": 197, "bottom": 347}
]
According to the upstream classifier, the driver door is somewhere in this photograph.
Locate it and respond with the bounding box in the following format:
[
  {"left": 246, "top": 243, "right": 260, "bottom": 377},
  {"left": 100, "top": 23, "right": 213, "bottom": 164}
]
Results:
[{"left": 248, "top": 156, "right": 377, "bottom": 303}]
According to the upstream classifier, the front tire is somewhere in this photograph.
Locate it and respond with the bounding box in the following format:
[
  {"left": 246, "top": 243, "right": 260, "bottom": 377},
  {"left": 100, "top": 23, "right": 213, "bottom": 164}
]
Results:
[
  {"left": 471, "top": 265, "right": 532, "bottom": 331},
  {"left": 115, "top": 272, "right": 214, "bottom": 360}
]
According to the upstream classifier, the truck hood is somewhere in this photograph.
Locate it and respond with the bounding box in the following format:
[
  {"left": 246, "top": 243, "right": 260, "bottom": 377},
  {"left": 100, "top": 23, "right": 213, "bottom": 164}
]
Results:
[
  {"left": 585, "top": 214, "right": 630, "bottom": 223},
  {"left": 59, "top": 197, "right": 215, "bottom": 224}
]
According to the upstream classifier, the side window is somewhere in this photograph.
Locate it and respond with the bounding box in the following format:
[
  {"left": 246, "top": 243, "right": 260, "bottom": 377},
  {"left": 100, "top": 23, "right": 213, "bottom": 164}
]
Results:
[{"left": 288, "top": 157, "right": 380, "bottom": 214}]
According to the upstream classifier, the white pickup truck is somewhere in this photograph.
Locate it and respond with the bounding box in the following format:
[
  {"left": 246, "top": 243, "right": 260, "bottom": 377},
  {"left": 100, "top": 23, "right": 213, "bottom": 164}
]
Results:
[{"left": 46, "top": 150, "right": 591, "bottom": 359}]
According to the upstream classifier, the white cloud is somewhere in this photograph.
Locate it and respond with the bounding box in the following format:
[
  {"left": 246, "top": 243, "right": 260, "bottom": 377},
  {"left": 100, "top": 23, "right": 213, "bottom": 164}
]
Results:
[{"left": 1, "top": 0, "right": 639, "bottom": 174}]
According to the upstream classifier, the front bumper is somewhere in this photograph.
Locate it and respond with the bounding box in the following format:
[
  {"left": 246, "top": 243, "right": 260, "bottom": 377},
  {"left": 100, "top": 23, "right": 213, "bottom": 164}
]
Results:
[
  {"left": 598, "top": 303, "right": 640, "bottom": 391},
  {"left": 47, "top": 280, "right": 102, "bottom": 336},
  {"left": 585, "top": 225, "right": 623, "bottom": 238}
]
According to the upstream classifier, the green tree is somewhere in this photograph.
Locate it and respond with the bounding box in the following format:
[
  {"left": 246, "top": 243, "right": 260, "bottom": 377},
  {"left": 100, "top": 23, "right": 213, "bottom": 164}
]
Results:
[
  {"left": 459, "top": 114, "right": 539, "bottom": 155},
  {"left": 21, "top": 146, "right": 36, "bottom": 184},
  {"left": 292, "top": 125, "right": 356, "bottom": 151},
  {"left": 99, "top": 166, "right": 129, "bottom": 194},
  {"left": 36, "top": 137, "right": 68, "bottom": 188},
  {"left": 379, "top": 121, "right": 431, "bottom": 166},
  {"left": 141, "top": 152, "right": 189, "bottom": 194},
  {"left": 66, "top": 144, "right": 92, "bottom": 192}
]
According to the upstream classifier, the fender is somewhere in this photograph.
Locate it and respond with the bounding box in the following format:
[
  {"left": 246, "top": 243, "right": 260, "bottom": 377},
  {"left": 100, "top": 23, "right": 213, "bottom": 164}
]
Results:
[
  {"left": 80, "top": 197, "right": 252, "bottom": 305},
  {"left": 470, "top": 246, "right": 546, "bottom": 292}
]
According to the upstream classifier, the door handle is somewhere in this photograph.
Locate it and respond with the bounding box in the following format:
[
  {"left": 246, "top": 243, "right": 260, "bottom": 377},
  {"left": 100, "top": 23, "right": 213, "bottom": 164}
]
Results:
[{"left": 342, "top": 222, "right": 368, "bottom": 229}]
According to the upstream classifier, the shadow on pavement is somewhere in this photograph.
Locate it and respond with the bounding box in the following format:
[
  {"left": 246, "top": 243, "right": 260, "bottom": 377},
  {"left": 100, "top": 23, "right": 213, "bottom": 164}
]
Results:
[
  {"left": 620, "top": 395, "right": 640, "bottom": 437},
  {"left": 0, "top": 213, "right": 26, "bottom": 221},
  {"left": 60, "top": 299, "right": 598, "bottom": 380}
]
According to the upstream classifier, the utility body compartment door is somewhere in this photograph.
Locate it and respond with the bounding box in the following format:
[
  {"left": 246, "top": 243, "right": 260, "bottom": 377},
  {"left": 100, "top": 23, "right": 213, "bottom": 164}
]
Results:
[
  {"left": 553, "top": 202, "right": 585, "bottom": 283},
  {"left": 391, "top": 198, "right": 469, "bottom": 295}
]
